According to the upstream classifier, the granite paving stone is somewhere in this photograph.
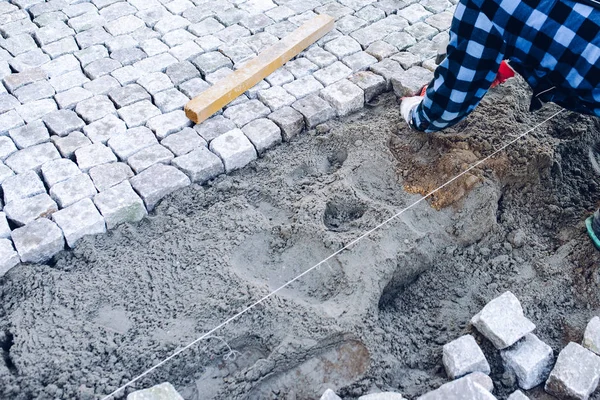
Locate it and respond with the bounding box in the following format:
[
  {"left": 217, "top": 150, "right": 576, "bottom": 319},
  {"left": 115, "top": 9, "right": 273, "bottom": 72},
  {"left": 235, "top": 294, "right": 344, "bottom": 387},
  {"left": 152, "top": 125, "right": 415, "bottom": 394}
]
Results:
[
  {"left": 55, "top": 87, "right": 94, "bottom": 110},
  {"left": 146, "top": 110, "right": 193, "bottom": 140},
  {"left": 11, "top": 218, "right": 64, "bottom": 263},
  {"left": 0, "top": 212, "right": 10, "bottom": 239},
  {"left": 161, "top": 127, "right": 207, "bottom": 156},
  {"left": 443, "top": 335, "right": 490, "bottom": 379},
  {"left": 34, "top": 21, "right": 75, "bottom": 46},
  {"left": 348, "top": 71, "right": 386, "bottom": 102},
  {"left": 41, "top": 158, "right": 81, "bottom": 187},
  {"left": 75, "top": 143, "right": 117, "bottom": 171},
  {"left": 52, "top": 131, "right": 91, "bottom": 158},
  {"left": 179, "top": 77, "right": 210, "bottom": 98},
  {"left": 0, "top": 110, "right": 24, "bottom": 135},
  {"left": 83, "top": 114, "right": 126, "bottom": 144},
  {"left": 545, "top": 342, "right": 600, "bottom": 400},
  {"left": 127, "top": 144, "right": 174, "bottom": 173},
  {"left": 285, "top": 57, "right": 319, "bottom": 79},
  {"left": 111, "top": 66, "right": 142, "bottom": 85},
  {"left": 0, "top": 95, "right": 19, "bottom": 114},
  {"left": 507, "top": 391, "right": 529, "bottom": 400},
  {"left": 192, "top": 51, "right": 233, "bottom": 76},
  {"left": 370, "top": 58, "right": 404, "bottom": 90},
  {"left": 93, "top": 181, "right": 147, "bottom": 229},
  {"left": 52, "top": 198, "right": 106, "bottom": 247},
  {"left": 16, "top": 98, "right": 57, "bottom": 123},
  {"left": 8, "top": 121, "right": 50, "bottom": 149},
  {"left": 292, "top": 95, "right": 335, "bottom": 129},
  {"left": 246, "top": 80, "right": 270, "bottom": 100},
  {"left": 584, "top": 316, "right": 600, "bottom": 356},
  {"left": 268, "top": 105, "right": 305, "bottom": 141},
  {"left": 0, "top": 164, "right": 14, "bottom": 184},
  {"left": 343, "top": 51, "right": 378, "bottom": 71},
  {"left": 49, "top": 173, "right": 97, "bottom": 208},
  {"left": 355, "top": 5, "right": 385, "bottom": 22},
  {"left": 243, "top": 31, "right": 279, "bottom": 53},
  {"left": 153, "top": 88, "right": 189, "bottom": 113},
  {"left": 43, "top": 110, "right": 85, "bottom": 136},
  {"left": 313, "top": 61, "right": 353, "bottom": 86},
  {"left": 258, "top": 86, "right": 296, "bottom": 111},
  {"left": 501, "top": 333, "right": 553, "bottom": 390},
  {"left": 392, "top": 66, "right": 434, "bottom": 97},
  {"left": 223, "top": 99, "right": 271, "bottom": 127},
  {"left": 242, "top": 118, "right": 281, "bottom": 154},
  {"left": 10, "top": 49, "right": 51, "bottom": 72},
  {"left": 74, "top": 45, "right": 108, "bottom": 66},
  {"left": 194, "top": 115, "right": 237, "bottom": 142},
  {"left": 4, "top": 193, "right": 58, "bottom": 227},
  {"left": 108, "top": 84, "right": 151, "bottom": 108},
  {"left": 209, "top": 128, "right": 257, "bottom": 172},
  {"left": 3, "top": 68, "right": 48, "bottom": 92},
  {"left": 5, "top": 142, "right": 61, "bottom": 173},
  {"left": 129, "top": 163, "right": 191, "bottom": 210},
  {"left": 154, "top": 15, "right": 190, "bottom": 34},
  {"left": 205, "top": 67, "right": 234, "bottom": 85},
  {"left": 133, "top": 53, "right": 178, "bottom": 74},
  {"left": 172, "top": 146, "right": 224, "bottom": 184},
  {"left": 75, "top": 95, "right": 116, "bottom": 123},
  {"left": 304, "top": 46, "right": 338, "bottom": 68},
  {"left": 417, "top": 374, "right": 496, "bottom": 400},
  {"left": 166, "top": 61, "right": 200, "bottom": 86},
  {"left": 162, "top": 29, "right": 196, "bottom": 47},
  {"left": 49, "top": 70, "right": 90, "bottom": 93},
  {"left": 84, "top": 58, "right": 122, "bottom": 80},
  {"left": 0, "top": 137, "right": 18, "bottom": 161},
  {"left": 320, "top": 79, "right": 364, "bottom": 116},
  {"left": 136, "top": 6, "right": 171, "bottom": 28},
  {"left": 169, "top": 41, "right": 204, "bottom": 62},
  {"left": 0, "top": 239, "right": 20, "bottom": 276},
  {"left": 138, "top": 72, "right": 175, "bottom": 95},
  {"left": 118, "top": 100, "right": 161, "bottom": 128},
  {"left": 89, "top": 162, "right": 134, "bottom": 192},
  {"left": 283, "top": 75, "right": 324, "bottom": 99},
  {"left": 1, "top": 34, "right": 38, "bottom": 57},
  {"left": 84, "top": 75, "right": 121, "bottom": 96},
  {"left": 108, "top": 126, "right": 158, "bottom": 160},
  {"left": 397, "top": 3, "right": 433, "bottom": 24},
  {"left": 391, "top": 52, "right": 421, "bottom": 70},
  {"left": 2, "top": 170, "right": 46, "bottom": 205},
  {"left": 105, "top": 15, "right": 145, "bottom": 36},
  {"left": 216, "top": 24, "right": 252, "bottom": 44},
  {"left": 68, "top": 12, "right": 106, "bottom": 33},
  {"left": 188, "top": 17, "right": 225, "bottom": 37},
  {"left": 405, "top": 22, "right": 439, "bottom": 42}
]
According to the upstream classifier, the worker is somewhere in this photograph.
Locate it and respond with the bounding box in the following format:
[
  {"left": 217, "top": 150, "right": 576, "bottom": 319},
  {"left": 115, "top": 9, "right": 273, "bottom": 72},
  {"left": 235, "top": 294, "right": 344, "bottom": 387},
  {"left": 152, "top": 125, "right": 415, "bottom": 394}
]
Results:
[{"left": 400, "top": 0, "right": 600, "bottom": 249}]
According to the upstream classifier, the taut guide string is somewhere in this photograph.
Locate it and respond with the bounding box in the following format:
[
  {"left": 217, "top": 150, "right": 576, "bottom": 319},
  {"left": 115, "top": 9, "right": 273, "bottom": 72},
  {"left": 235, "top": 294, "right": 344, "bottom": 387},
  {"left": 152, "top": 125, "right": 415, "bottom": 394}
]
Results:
[{"left": 103, "top": 107, "right": 566, "bottom": 400}]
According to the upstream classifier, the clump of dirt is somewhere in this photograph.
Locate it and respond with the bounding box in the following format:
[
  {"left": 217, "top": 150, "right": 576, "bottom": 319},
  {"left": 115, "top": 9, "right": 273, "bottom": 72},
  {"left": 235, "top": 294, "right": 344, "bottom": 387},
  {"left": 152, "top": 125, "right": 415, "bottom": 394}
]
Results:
[{"left": 0, "top": 77, "right": 599, "bottom": 400}]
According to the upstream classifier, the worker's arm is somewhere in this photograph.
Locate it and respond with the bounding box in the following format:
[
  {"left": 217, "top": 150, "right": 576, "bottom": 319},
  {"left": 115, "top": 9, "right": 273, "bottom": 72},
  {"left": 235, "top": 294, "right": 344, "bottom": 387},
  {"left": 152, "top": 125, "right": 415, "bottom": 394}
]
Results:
[{"left": 408, "top": 0, "right": 507, "bottom": 133}]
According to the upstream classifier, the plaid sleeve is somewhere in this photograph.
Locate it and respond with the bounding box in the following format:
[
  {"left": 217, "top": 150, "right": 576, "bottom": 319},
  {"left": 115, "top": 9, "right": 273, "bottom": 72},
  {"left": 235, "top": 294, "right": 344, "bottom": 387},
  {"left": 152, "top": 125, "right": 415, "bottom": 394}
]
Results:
[{"left": 411, "top": 0, "right": 506, "bottom": 132}]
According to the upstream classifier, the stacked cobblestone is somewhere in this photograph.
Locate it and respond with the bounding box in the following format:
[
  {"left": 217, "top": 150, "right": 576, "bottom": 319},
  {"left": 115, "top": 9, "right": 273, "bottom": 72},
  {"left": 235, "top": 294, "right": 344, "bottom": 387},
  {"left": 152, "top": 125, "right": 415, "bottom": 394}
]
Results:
[{"left": 0, "top": 0, "right": 455, "bottom": 272}]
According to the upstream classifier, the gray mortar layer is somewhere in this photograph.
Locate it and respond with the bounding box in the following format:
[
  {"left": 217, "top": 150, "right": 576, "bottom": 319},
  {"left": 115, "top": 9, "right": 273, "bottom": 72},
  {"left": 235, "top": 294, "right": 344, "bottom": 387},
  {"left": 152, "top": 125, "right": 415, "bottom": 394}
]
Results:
[{"left": 1, "top": 79, "right": 600, "bottom": 400}]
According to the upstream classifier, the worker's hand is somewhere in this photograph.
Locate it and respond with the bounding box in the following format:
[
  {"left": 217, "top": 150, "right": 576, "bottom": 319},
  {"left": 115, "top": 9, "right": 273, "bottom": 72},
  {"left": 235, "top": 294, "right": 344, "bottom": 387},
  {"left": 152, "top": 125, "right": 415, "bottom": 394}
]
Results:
[{"left": 400, "top": 96, "right": 424, "bottom": 129}]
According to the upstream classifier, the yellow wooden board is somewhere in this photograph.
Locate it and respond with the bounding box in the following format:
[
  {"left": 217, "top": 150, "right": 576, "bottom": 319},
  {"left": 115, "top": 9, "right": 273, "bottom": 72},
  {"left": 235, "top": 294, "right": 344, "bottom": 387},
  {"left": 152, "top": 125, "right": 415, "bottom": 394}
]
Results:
[{"left": 184, "top": 14, "right": 335, "bottom": 124}]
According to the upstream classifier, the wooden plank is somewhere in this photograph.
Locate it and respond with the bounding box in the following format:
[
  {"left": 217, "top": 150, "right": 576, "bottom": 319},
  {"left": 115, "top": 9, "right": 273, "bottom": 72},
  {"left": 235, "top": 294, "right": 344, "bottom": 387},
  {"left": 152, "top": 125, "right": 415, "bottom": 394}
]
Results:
[{"left": 184, "top": 14, "right": 335, "bottom": 124}]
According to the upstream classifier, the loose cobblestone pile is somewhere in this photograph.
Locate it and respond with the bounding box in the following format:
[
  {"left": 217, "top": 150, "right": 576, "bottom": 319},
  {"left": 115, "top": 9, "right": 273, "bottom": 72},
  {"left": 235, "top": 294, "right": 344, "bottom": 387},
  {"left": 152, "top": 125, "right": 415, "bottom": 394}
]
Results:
[{"left": 0, "top": 0, "right": 452, "bottom": 273}]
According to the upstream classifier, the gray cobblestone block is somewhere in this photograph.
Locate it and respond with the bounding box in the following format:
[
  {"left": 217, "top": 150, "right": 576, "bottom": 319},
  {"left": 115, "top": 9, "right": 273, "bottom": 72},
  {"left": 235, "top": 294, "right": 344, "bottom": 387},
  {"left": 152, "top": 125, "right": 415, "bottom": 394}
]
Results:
[
  {"left": 443, "top": 335, "right": 490, "bottom": 379},
  {"left": 385, "top": 32, "right": 417, "bottom": 52},
  {"left": 192, "top": 51, "right": 233, "bottom": 76},
  {"left": 286, "top": 58, "right": 319, "bottom": 79},
  {"left": 11, "top": 218, "right": 64, "bottom": 263},
  {"left": 314, "top": 61, "right": 353, "bottom": 86},
  {"left": 146, "top": 110, "right": 193, "bottom": 140},
  {"left": 239, "top": 0, "right": 277, "bottom": 14},
  {"left": 93, "top": 181, "right": 146, "bottom": 229},
  {"left": 172, "top": 146, "right": 224, "bottom": 184},
  {"left": 10, "top": 49, "right": 51, "bottom": 73},
  {"left": 181, "top": 6, "right": 215, "bottom": 24},
  {"left": 99, "top": 2, "right": 136, "bottom": 22},
  {"left": 64, "top": 3, "right": 97, "bottom": 18},
  {"left": 111, "top": 66, "right": 142, "bottom": 85},
  {"left": 55, "top": 87, "right": 93, "bottom": 110},
  {"left": 292, "top": 95, "right": 335, "bottom": 129},
  {"left": 209, "top": 128, "right": 257, "bottom": 172},
  {"left": 351, "top": 15, "right": 409, "bottom": 47},
  {"left": 315, "top": 2, "right": 353, "bottom": 19},
  {"left": 194, "top": 115, "right": 236, "bottom": 142},
  {"left": 471, "top": 292, "right": 536, "bottom": 350},
  {"left": 257, "top": 86, "right": 296, "bottom": 111},
  {"left": 3, "top": 68, "right": 47, "bottom": 93},
  {"left": 320, "top": 79, "right": 364, "bottom": 116},
  {"left": 0, "top": 110, "right": 24, "bottom": 135},
  {"left": 0, "top": 33, "right": 37, "bottom": 57},
  {"left": 240, "top": 13, "right": 273, "bottom": 34},
  {"left": 138, "top": 39, "right": 168, "bottom": 58},
  {"left": 223, "top": 99, "right": 271, "bottom": 127},
  {"left": 52, "top": 131, "right": 91, "bottom": 157},
  {"left": 76, "top": 95, "right": 117, "bottom": 124},
  {"left": 50, "top": 173, "right": 97, "bottom": 208},
  {"left": 426, "top": 11, "right": 453, "bottom": 31},
  {"left": 204, "top": 67, "right": 232, "bottom": 85},
  {"left": 108, "top": 126, "right": 157, "bottom": 159},
  {"left": 215, "top": 7, "right": 248, "bottom": 27},
  {"left": 320, "top": 389, "right": 342, "bottom": 400},
  {"left": 5, "top": 192, "right": 58, "bottom": 226},
  {"left": 9, "top": 121, "right": 50, "bottom": 149},
  {"left": 89, "top": 162, "right": 133, "bottom": 191},
  {"left": 397, "top": 3, "right": 432, "bottom": 24},
  {"left": 355, "top": 5, "right": 385, "bottom": 22},
  {"left": 408, "top": 38, "right": 442, "bottom": 61},
  {"left": 84, "top": 57, "right": 122, "bottom": 80},
  {"left": 42, "top": 36, "right": 79, "bottom": 59},
  {"left": 0, "top": 95, "right": 19, "bottom": 115},
  {"left": 83, "top": 114, "right": 126, "bottom": 144},
  {"left": 357, "top": 393, "right": 404, "bottom": 400},
  {"left": 0, "top": 212, "right": 9, "bottom": 239},
  {"left": 106, "top": 36, "right": 138, "bottom": 53},
  {"left": 127, "top": 144, "right": 174, "bottom": 173},
  {"left": 134, "top": 53, "right": 178, "bottom": 74},
  {"left": 405, "top": 22, "right": 438, "bottom": 42},
  {"left": 304, "top": 46, "right": 337, "bottom": 68},
  {"left": 130, "top": 163, "right": 190, "bottom": 210},
  {"left": 285, "top": 0, "right": 320, "bottom": 14},
  {"left": 422, "top": 58, "right": 438, "bottom": 73},
  {"left": 110, "top": 48, "right": 147, "bottom": 67},
  {"left": 92, "top": 0, "right": 121, "bottom": 9},
  {"left": 166, "top": 61, "right": 200, "bottom": 86},
  {"left": 52, "top": 198, "right": 105, "bottom": 247},
  {"left": 136, "top": 6, "right": 171, "bottom": 28},
  {"left": 117, "top": 100, "right": 161, "bottom": 128},
  {"left": 41, "top": 158, "right": 81, "bottom": 187},
  {"left": 75, "top": 143, "right": 117, "bottom": 171},
  {"left": 242, "top": 118, "right": 281, "bottom": 154},
  {"left": 75, "top": 27, "right": 112, "bottom": 49},
  {"left": 265, "top": 68, "right": 295, "bottom": 87},
  {"left": 178, "top": 77, "right": 209, "bottom": 98},
  {"left": 507, "top": 391, "right": 529, "bottom": 400},
  {"left": 267, "top": 106, "right": 304, "bottom": 141},
  {"left": 283, "top": 75, "right": 324, "bottom": 99},
  {"left": 391, "top": 66, "right": 433, "bottom": 97},
  {"left": 391, "top": 52, "right": 421, "bottom": 70},
  {"left": 584, "top": 316, "right": 600, "bottom": 355},
  {"left": 343, "top": 51, "right": 378, "bottom": 72},
  {"left": 68, "top": 12, "right": 105, "bottom": 33},
  {"left": 154, "top": 15, "right": 190, "bottom": 35},
  {"left": 162, "top": 29, "right": 196, "bottom": 47},
  {"left": 34, "top": 11, "right": 69, "bottom": 28},
  {"left": 161, "top": 127, "right": 207, "bottom": 156},
  {"left": 0, "top": 19, "right": 38, "bottom": 39},
  {"left": 105, "top": 15, "right": 145, "bottom": 36},
  {"left": 0, "top": 137, "right": 18, "bottom": 161},
  {"left": 317, "top": 29, "right": 344, "bottom": 47},
  {"left": 348, "top": 71, "right": 387, "bottom": 102},
  {"left": 545, "top": 342, "right": 600, "bottom": 400},
  {"left": 49, "top": 70, "right": 90, "bottom": 93},
  {"left": 108, "top": 84, "right": 150, "bottom": 108},
  {"left": 153, "top": 88, "right": 189, "bottom": 113},
  {"left": 74, "top": 45, "right": 108, "bottom": 67},
  {"left": 5, "top": 142, "right": 61, "bottom": 174},
  {"left": 246, "top": 80, "right": 270, "bottom": 100},
  {"left": 29, "top": 0, "right": 68, "bottom": 18},
  {"left": 169, "top": 41, "right": 204, "bottom": 62},
  {"left": 2, "top": 170, "right": 46, "bottom": 204},
  {"left": 220, "top": 42, "right": 255, "bottom": 64},
  {"left": 501, "top": 333, "right": 553, "bottom": 390},
  {"left": 189, "top": 17, "right": 225, "bottom": 37},
  {"left": 83, "top": 75, "right": 121, "bottom": 96},
  {"left": 0, "top": 239, "right": 20, "bottom": 276},
  {"left": 0, "top": 3, "right": 18, "bottom": 15},
  {"left": 417, "top": 374, "right": 495, "bottom": 400},
  {"left": 243, "top": 31, "right": 278, "bottom": 54},
  {"left": 34, "top": 21, "right": 75, "bottom": 46},
  {"left": 370, "top": 58, "right": 404, "bottom": 90},
  {"left": 336, "top": 15, "right": 367, "bottom": 35},
  {"left": 324, "top": 36, "right": 362, "bottom": 59},
  {"left": 265, "top": 5, "right": 295, "bottom": 22},
  {"left": 226, "top": 93, "right": 249, "bottom": 107},
  {"left": 264, "top": 20, "right": 295, "bottom": 38},
  {"left": 43, "top": 109, "right": 85, "bottom": 136},
  {"left": 0, "top": 163, "right": 14, "bottom": 184},
  {"left": 138, "top": 72, "right": 174, "bottom": 95},
  {"left": 216, "top": 24, "right": 251, "bottom": 45}
]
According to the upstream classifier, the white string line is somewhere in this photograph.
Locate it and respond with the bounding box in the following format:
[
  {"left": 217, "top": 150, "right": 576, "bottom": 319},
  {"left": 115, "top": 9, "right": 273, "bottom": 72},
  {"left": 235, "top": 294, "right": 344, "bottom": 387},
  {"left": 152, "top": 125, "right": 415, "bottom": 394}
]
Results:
[{"left": 103, "top": 108, "right": 565, "bottom": 400}]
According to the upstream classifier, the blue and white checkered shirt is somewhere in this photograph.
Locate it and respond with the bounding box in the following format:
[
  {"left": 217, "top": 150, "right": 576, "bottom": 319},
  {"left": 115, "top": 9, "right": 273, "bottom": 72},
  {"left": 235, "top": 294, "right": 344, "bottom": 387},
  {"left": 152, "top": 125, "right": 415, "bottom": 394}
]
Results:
[{"left": 413, "top": 0, "right": 600, "bottom": 132}]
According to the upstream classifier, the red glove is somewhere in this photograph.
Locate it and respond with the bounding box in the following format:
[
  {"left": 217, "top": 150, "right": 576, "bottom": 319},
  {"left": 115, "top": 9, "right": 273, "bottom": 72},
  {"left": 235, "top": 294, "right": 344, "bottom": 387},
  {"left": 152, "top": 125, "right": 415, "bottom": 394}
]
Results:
[{"left": 490, "top": 60, "right": 514, "bottom": 88}]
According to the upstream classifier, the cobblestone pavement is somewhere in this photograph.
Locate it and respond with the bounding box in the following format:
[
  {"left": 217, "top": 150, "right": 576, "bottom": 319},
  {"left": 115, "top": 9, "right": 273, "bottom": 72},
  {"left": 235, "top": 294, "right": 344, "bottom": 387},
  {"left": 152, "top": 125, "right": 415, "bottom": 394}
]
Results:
[{"left": 0, "top": 0, "right": 455, "bottom": 272}]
